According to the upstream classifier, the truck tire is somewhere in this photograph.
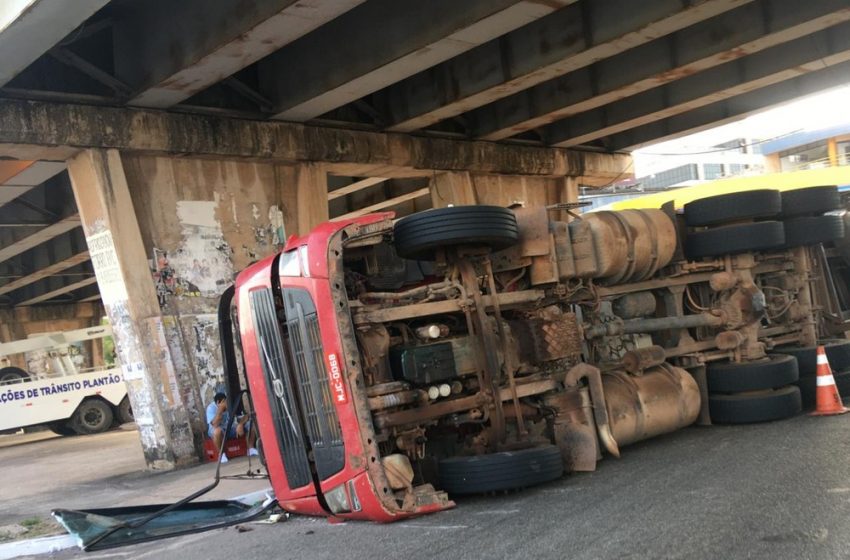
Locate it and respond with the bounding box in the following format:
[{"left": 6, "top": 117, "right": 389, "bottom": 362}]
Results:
[
  {"left": 775, "top": 339, "right": 850, "bottom": 378},
  {"left": 706, "top": 354, "right": 799, "bottom": 393},
  {"left": 437, "top": 445, "right": 563, "bottom": 495},
  {"left": 708, "top": 386, "right": 802, "bottom": 424},
  {"left": 116, "top": 396, "right": 134, "bottom": 425},
  {"left": 0, "top": 366, "right": 28, "bottom": 384},
  {"left": 684, "top": 190, "right": 781, "bottom": 227},
  {"left": 393, "top": 206, "right": 519, "bottom": 260},
  {"left": 685, "top": 221, "right": 785, "bottom": 259},
  {"left": 72, "top": 398, "right": 114, "bottom": 435},
  {"left": 780, "top": 186, "right": 841, "bottom": 218},
  {"left": 783, "top": 215, "right": 845, "bottom": 247},
  {"left": 47, "top": 421, "right": 77, "bottom": 437}
]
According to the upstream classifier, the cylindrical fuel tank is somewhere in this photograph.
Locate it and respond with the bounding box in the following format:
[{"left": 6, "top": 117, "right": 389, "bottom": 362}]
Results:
[
  {"left": 581, "top": 209, "right": 677, "bottom": 285},
  {"left": 602, "top": 364, "right": 700, "bottom": 447}
]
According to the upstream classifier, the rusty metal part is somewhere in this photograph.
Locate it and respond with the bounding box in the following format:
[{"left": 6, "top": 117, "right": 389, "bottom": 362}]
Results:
[
  {"left": 715, "top": 330, "right": 745, "bottom": 350},
  {"left": 359, "top": 280, "right": 455, "bottom": 302},
  {"left": 484, "top": 258, "right": 526, "bottom": 437},
  {"left": 373, "top": 393, "right": 487, "bottom": 430},
  {"left": 394, "top": 428, "right": 426, "bottom": 458},
  {"left": 356, "top": 325, "right": 392, "bottom": 385},
  {"left": 593, "top": 261, "right": 790, "bottom": 299},
  {"left": 510, "top": 311, "right": 582, "bottom": 363},
  {"left": 563, "top": 363, "right": 620, "bottom": 459},
  {"left": 366, "top": 381, "right": 409, "bottom": 398},
  {"left": 368, "top": 390, "right": 423, "bottom": 411},
  {"left": 689, "top": 365, "right": 712, "bottom": 427},
  {"left": 622, "top": 345, "right": 666, "bottom": 374},
  {"left": 371, "top": 377, "right": 558, "bottom": 430},
  {"left": 330, "top": 230, "right": 419, "bottom": 514},
  {"left": 585, "top": 312, "right": 724, "bottom": 339},
  {"left": 814, "top": 244, "right": 847, "bottom": 333},
  {"left": 612, "top": 292, "right": 657, "bottom": 319},
  {"left": 542, "top": 388, "right": 600, "bottom": 473},
  {"left": 458, "top": 258, "right": 506, "bottom": 445},
  {"left": 571, "top": 210, "right": 677, "bottom": 285},
  {"left": 709, "top": 271, "right": 738, "bottom": 291},
  {"left": 501, "top": 401, "right": 540, "bottom": 420},
  {"left": 351, "top": 288, "right": 547, "bottom": 325},
  {"left": 551, "top": 220, "right": 576, "bottom": 280},
  {"left": 602, "top": 365, "right": 701, "bottom": 447},
  {"left": 530, "top": 236, "right": 560, "bottom": 285}
]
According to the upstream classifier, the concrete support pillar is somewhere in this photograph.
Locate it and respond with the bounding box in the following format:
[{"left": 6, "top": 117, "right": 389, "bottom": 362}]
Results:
[
  {"left": 279, "top": 163, "right": 329, "bottom": 235},
  {"left": 430, "top": 172, "right": 579, "bottom": 221},
  {"left": 430, "top": 172, "right": 476, "bottom": 207},
  {"left": 67, "top": 149, "right": 198, "bottom": 470}
]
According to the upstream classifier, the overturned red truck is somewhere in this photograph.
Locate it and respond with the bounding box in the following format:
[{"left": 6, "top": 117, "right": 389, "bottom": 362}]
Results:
[{"left": 220, "top": 186, "right": 849, "bottom": 522}]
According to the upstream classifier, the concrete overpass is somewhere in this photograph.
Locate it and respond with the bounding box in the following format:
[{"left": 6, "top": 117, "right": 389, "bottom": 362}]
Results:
[{"left": 0, "top": 0, "right": 847, "bottom": 466}]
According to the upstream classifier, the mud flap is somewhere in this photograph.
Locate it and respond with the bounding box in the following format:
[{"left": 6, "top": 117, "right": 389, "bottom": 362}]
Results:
[{"left": 53, "top": 498, "right": 277, "bottom": 551}]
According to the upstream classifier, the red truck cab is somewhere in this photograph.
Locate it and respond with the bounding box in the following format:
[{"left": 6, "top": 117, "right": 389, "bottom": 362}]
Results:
[{"left": 233, "top": 213, "right": 453, "bottom": 521}]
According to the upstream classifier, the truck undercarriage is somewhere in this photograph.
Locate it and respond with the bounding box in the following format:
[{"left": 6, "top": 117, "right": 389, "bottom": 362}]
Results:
[{"left": 233, "top": 186, "right": 849, "bottom": 522}]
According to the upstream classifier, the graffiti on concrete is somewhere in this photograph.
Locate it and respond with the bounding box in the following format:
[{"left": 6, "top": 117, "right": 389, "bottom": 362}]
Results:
[
  {"left": 251, "top": 204, "right": 287, "bottom": 250},
  {"left": 152, "top": 249, "right": 201, "bottom": 305},
  {"left": 191, "top": 315, "right": 225, "bottom": 407},
  {"left": 269, "top": 205, "right": 286, "bottom": 246}
]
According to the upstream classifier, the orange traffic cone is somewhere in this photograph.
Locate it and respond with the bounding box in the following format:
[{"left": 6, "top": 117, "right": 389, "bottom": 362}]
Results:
[{"left": 811, "top": 345, "right": 849, "bottom": 416}]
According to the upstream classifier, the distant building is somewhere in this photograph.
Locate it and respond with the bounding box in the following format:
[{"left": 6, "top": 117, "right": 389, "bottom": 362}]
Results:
[
  {"left": 762, "top": 124, "right": 850, "bottom": 172},
  {"left": 581, "top": 137, "right": 764, "bottom": 211}
]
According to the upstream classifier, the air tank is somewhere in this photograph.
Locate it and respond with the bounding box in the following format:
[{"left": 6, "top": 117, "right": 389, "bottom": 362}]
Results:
[{"left": 570, "top": 209, "right": 678, "bottom": 285}]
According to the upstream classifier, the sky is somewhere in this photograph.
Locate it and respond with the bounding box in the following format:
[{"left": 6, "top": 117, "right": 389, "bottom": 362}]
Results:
[{"left": 632, "top": 84, "right": 850, "bottom": 177}]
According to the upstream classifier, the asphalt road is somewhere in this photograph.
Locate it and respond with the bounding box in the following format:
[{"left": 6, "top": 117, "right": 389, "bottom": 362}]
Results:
[{"left": 27, "top": 411, "right": 850, "bottom": 560}]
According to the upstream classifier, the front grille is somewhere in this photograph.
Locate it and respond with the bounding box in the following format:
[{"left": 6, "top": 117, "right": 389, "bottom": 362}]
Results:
[
  {"left": 250, "top": 288, "right": 311, "bottom": 490},
  {"left": 283, "top": 288, "right": 345, "bottom": 480}
]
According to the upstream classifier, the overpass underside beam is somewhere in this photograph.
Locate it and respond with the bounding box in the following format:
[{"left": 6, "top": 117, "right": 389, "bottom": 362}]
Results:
[
  {"left": 469, "top": 0, "right": 850, "bottom": 142},
  {"left": 0, "top": 99, "right": 630, "bottom": 184},
  {"left": 260, "top": 0, "right": 570, "bottom": 122},
  {"left": 606, "top": 58, "right": 850, "bottom": 151},
  {"left": 378, "top": 0, "right": 748, "bottom": 133},
  {"left": 547, "top": 20, "right": 850, "bottom": 148},
  {"left": 115, "top": 0, "right": 366, "bottom": 108}
]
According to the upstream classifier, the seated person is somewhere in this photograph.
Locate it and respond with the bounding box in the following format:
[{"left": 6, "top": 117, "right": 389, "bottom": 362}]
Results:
[{"left": 206, "top": 392, "right": 258, "bottom": 462}]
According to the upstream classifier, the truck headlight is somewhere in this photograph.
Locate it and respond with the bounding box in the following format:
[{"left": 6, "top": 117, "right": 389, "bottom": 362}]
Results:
[{"left": 325, "top": 484, "right": 351, "bottom": 514}]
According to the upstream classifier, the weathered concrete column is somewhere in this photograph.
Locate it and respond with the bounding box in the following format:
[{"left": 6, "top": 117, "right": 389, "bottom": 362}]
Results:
[
  {"left": 430, "top": 172, "right": 476, "bottom": 207},
  {"left": 67, "top": 149, "right": 197, "bottom": 469},
  {"left": 430, "top": 172, "right": 580, "bottom": 216},
  {"left": 279, "top": 162, "right": 328, "bottom": 235}
]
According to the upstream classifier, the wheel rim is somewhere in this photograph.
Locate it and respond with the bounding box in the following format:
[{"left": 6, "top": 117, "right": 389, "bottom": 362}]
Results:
[
  {"left": 83, "top": 407, "right": 104, "bottom": 428},
  {"left": 0, "top": 372, "right": 22, "bottom": 383}
]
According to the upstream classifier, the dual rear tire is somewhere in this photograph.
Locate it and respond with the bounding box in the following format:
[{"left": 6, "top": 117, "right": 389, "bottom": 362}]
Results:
[
  {"left": 706, "top": 355, "right": 802, "bottom": 424},
  {"left": 683, "top": 187, "right": 845, "bottom": 259}
]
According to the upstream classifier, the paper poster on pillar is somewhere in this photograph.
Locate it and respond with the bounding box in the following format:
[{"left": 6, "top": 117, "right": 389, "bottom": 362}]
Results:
[
  {"left": 163, "top": 201, "right": 234, "bottom": 299},
  {"left": 86, "top": 230, "right": 130, "bottom": 305}
]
